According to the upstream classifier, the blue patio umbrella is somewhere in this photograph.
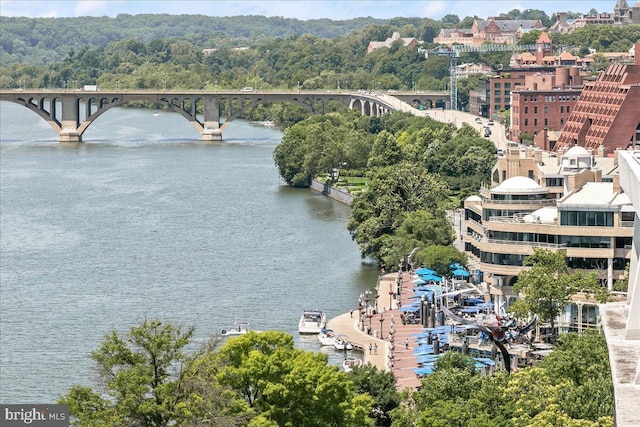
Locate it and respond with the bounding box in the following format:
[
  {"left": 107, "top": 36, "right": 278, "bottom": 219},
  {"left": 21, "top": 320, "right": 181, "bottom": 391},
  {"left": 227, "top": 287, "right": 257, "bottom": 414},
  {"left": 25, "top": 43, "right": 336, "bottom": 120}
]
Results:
[
  {"left": 420, "top": 275, "right": 442, "bottom": 283},
  {"left": 413, "top": 366, "right": 434, "bottom": 376},
  {"left": 399, "top": 305, "right": 420, "bottom": 312},
  {"left": 415, "top": 267, "right": 437, "bottom": 275},
  {"left": 474, "top": 357, "right": 496, "bottom": 366},
  {"left": 449, "top": 262, "right": 465, "bottom": 270},
  {"left": 452, "top": 268, "right": 470, "bottom": 277},
  {"left": 412, "top": 278, "right": 426, "bottom": 285}
]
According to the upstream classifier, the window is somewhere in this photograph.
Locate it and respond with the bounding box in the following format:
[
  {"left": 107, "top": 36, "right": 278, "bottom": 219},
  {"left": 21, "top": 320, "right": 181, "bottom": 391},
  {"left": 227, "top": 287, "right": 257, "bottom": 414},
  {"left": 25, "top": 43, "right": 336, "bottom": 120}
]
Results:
[
  {"left": 534, "top": 119, "right": 538, "bottom": 126},
  {"left": 544, "top": 118, "right": 548, "bottom": 126},
  {"left": 561, "top": 118, "right": 564, "bottom": 125},
  {"left": 567, "top": 106, "right": 570, "bottom": 113},
  {"left": 534, "top": 106, "right": 538, "bottom": 114},
  {"left": 528, "top": 170, "right": 534, "bottom": 179},
  {"left": 544, "top": 106, "right": 548, "bottom": 114},
  {"left": 495, "top": 90, "right": 501, "bottom": 96},
  {"left": 524, "top": 106, "right": 528, "bottom": 114},
  {"left": 560, "top": 211, "right": 614, "bottom": 226},
  {"left": 560, "top": 106, "right": 564, "bottom": 113},
  {"left": 494, "top": 82, "right": 501, "bottom": 88},
  {"left": 525, "top": 119, "right": 529, "bottom": 126}
]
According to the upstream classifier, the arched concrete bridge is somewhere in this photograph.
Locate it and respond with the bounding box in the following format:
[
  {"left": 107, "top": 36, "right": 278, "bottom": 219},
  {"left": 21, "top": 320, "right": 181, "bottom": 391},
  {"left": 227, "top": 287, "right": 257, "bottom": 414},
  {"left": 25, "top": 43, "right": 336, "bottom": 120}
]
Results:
[{"left": 0, "top": 89, "right": 449, "bottom": 142}]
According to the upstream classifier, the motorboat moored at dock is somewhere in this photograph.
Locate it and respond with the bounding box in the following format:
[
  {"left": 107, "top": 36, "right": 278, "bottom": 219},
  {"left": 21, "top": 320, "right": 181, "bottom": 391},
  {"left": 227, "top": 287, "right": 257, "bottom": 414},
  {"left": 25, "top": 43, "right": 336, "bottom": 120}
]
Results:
[
  {"left": 299, "top": 309, "right": 327, "bottom": 334},
  {"left": 318, "top": 328, "right": 336, "bottom": 346}
]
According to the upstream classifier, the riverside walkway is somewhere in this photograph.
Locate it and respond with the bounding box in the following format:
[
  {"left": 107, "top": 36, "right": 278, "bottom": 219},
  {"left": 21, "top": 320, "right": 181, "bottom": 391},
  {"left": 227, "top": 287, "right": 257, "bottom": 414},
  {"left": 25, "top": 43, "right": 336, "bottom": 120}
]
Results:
[{"left": 327, "top": 270, "right": 424, "bottom": 390}]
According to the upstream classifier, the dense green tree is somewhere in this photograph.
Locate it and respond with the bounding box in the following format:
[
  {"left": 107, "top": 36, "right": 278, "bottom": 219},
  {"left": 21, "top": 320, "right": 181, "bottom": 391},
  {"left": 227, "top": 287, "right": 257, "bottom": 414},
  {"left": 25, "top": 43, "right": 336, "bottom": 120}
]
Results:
[
  {"left": 540, "top": 331, "right": 614, "bottom": 421},
  {"left": 367, "top": 130, "right": 402, "bottom": 168},
  {"left": 59, "top": 319, "right": 196, "bottom": 427},
  {"left": 215, "top": 331, "right": 374, "bottom": 427},
  {"left": 348, "top": 161, "right": 450, "bottom": 260},
  {"left": 415, "top": 245, "right": 468, "bottom": 277},
  {"left": 510, "top": 249, "right": 606, "bottom": 338},
  {"left": 441, "top": 14, "right": 461, "bottom": 26},
  {"left": 273, "top": 111, "right": 371, "bottom": 187},
  {"left": 347, "top": 364, "right": 400, "bottom": 427}
]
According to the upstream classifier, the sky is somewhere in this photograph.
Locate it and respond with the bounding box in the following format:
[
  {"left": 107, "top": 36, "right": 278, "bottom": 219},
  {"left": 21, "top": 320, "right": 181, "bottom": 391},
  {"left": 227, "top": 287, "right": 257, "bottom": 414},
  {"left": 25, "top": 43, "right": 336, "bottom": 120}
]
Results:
[{"left": 0, "top": 0, "right": 617, "bottom": 21}]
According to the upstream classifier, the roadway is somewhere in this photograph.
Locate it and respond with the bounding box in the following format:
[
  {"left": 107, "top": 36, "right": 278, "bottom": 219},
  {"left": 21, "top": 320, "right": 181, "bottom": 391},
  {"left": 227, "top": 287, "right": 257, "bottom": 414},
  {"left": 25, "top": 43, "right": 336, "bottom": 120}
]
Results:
[{"left": 376, "top": 93, "right": 509, "bottom": 151}]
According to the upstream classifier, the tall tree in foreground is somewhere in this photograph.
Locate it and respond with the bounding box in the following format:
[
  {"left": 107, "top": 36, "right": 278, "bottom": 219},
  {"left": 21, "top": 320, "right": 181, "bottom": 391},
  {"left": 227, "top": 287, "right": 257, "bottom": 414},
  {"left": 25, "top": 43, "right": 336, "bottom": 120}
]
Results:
[
  {"left": 510, "top": 248, "right": 605, "bottom": 339},
  {"left": 59, "top": 319, "right": 196, "bottom": 427}
]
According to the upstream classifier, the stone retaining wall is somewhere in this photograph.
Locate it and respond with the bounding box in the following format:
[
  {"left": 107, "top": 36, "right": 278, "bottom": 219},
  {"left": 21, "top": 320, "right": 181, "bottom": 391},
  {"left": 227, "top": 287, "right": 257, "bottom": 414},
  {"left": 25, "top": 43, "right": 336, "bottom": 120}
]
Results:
[{"left": 310, "top": 179, "right": 355, "bottom": 206}]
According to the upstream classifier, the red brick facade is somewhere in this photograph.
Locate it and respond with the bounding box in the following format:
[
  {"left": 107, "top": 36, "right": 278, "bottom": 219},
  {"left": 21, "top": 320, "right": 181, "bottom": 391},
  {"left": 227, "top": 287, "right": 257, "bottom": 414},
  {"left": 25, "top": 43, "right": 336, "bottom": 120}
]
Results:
[
  {"left": 554, "top": 44, "right": 640, "bottom": 152},
  {"left": 510, "top": 68, "right": 583, "bottom": 142}
]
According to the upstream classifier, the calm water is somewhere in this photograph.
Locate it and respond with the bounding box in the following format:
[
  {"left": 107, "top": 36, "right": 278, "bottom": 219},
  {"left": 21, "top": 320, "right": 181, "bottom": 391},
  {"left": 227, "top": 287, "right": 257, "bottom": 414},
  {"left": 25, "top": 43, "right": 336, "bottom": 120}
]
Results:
[{"left": 0, "top": 102, "right": 378, "bottom": 403}]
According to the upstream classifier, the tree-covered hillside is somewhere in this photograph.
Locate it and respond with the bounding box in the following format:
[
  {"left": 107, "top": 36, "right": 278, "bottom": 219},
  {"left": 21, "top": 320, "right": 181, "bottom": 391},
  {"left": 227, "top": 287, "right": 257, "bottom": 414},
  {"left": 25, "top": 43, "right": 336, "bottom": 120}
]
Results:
[{"left": 0, "top": 14, "right": 413, "bottom": 65}]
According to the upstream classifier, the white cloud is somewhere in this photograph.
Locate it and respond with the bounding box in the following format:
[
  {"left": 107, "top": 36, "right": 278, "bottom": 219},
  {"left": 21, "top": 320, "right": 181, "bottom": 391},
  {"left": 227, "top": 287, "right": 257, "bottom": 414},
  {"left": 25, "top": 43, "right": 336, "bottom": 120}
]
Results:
[
  {"left": 421, "top": 1, "right": 448, "bottom": 19},
  {"left": 74, "top": 0, "right": 109, "bottom": 17}
]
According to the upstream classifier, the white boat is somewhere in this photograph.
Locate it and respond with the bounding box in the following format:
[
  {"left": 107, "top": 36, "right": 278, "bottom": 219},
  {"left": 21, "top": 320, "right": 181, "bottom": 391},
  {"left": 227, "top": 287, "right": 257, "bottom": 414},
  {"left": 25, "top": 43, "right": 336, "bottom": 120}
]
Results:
[
  {"left": 318, "top": 328, "right": 336, "bottom": 346},
  {"left": 221, "top": 322, "right": 251, "bottom": 337},
  {"left": 342, "top": 357, "right": 363, "bottom": 373},
  {"left": 298, "top": 310, "right": 327, "bottom": 334},
  {"left": 333, "top": 334, "right": 353, "bottom": 351}
]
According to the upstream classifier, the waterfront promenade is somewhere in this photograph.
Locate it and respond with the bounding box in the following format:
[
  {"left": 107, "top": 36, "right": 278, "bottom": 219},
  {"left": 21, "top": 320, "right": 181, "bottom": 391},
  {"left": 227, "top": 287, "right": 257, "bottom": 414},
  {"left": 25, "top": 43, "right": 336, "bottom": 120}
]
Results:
[{"left": 327, "top": 270, "right": 424, "bottom": 390}]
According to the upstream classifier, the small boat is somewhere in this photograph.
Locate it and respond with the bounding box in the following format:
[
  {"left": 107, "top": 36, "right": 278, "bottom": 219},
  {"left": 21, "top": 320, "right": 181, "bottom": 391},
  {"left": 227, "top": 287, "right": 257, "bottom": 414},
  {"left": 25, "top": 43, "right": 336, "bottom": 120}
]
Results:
[
  {"left": 221, "top": 322, "right": 251, "bottom": 337},
  {"left": 333, "top": 334, "right": 353, "bottom": 351},
  {"left": 249, "top": 120, "right": 275, "bottom": 127},
  {"left": 299, "top": 310, "right": 327, "bottom": 334},
  {"left": 342, "top": 357, "right": 363, "bottom": 373},
  {"left": 318, "top": 328, "right": 336, "bottom": 346}
]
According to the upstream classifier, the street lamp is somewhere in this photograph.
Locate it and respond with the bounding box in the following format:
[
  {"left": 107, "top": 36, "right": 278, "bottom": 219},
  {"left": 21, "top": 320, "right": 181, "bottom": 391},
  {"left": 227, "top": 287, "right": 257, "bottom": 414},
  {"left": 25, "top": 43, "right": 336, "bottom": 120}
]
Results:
[
  {"left": 379, "top": 313, "right": 385, "bottom": 339},
  {"left": 337, "top": 81, "right": 340, "bottom": 90},
  {"left": 389, "top": 286, "right": 394, "bottom": 311},
  {"left": 163, "top": 79, "right": 166, "bottom": 91},
  {"left": 116, "top": 80, "right": 119, "bottom": 92},
  {"left": 378, "top": 81, "right": 381, "bottom": 91},
  {"left": 297, "top": 80, "right": 300, "bottom": 93}
]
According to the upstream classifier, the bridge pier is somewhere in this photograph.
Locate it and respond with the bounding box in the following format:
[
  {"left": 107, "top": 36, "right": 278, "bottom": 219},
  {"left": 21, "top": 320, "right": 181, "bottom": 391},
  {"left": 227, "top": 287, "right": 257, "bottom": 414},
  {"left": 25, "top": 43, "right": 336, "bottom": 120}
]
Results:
[
  {"left": 202, "top": 128, "right": 222, "bottom": 141},
  {"left": 60, "top": 126, "right": 82, "bottom": 142}
]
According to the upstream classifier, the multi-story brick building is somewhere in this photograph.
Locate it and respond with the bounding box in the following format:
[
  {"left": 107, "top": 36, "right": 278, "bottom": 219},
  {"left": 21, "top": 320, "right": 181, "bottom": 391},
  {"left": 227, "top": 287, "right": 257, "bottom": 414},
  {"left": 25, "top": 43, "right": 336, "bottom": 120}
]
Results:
[
  {"left": 554, "top": 43, "right": 640, "bottom": 152},
  {"left": 433, "top": 18, "right": 544, "bottom": 47},
  {"left": 510, "top": 68, "right": 583, "bottom": 143},
  {"left": 487, "top": 67, "right": 557, "bottom": 120}
]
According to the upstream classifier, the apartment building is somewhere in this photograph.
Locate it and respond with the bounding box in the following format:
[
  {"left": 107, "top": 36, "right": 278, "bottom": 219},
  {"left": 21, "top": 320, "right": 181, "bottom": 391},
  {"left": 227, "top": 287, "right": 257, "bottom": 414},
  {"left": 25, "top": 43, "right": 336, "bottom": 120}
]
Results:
[{"left": 463, "top": 145, "right": 634, "bottom": 332}]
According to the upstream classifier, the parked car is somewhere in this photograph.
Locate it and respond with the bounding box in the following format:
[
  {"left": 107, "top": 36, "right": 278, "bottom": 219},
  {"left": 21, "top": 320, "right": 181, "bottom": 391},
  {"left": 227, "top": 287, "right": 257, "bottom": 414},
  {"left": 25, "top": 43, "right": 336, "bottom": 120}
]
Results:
[
  {"left": 487, "top": 120, "right": 494, "bottom": 125},
  {"left": 475, "top": 117, "right": 482, "bottom": 123},
  {"left": 240, "top": 87, "right": 253, "bottom": 92}
]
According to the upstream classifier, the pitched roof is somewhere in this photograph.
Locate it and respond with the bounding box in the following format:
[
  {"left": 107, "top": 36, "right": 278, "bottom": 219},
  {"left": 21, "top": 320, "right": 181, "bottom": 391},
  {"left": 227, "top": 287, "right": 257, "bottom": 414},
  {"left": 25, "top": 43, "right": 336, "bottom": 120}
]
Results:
[{"left": 536, "top": 32, "right": 552, "bottom": 44}]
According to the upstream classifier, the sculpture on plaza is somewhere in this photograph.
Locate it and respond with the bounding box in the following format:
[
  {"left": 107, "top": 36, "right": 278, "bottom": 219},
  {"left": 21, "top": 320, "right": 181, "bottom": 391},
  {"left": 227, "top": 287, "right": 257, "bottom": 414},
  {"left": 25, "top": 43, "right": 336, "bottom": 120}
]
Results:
[{"left": 441, "top": 306, "right": 537, "bottom": 374}]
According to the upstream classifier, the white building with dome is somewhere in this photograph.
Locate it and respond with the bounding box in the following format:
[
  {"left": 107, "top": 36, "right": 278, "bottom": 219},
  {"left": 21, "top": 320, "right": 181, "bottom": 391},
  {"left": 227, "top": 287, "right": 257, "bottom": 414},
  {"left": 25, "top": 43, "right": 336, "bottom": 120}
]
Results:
[{"left": 463, "top": 144, "right": 634, "bottom": 333}]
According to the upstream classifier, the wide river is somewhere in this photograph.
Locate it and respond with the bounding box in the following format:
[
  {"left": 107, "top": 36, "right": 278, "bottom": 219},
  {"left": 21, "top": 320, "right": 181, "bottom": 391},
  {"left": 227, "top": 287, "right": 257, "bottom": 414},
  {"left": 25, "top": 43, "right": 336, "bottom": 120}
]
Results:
[{"left": 0, "top": 102, "right": 378, "bottom": 403}]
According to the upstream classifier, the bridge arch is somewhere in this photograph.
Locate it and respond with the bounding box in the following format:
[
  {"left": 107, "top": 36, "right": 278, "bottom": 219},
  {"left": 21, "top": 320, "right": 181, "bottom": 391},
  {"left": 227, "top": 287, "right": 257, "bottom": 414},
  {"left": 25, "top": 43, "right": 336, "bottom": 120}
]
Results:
[{"left": 0, "top": 90, "right": 403, "bottom": 143}]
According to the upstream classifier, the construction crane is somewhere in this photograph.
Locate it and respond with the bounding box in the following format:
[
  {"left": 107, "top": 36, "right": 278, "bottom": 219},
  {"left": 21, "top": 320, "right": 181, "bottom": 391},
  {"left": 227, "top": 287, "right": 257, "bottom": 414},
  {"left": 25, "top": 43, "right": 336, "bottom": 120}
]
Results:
[{"left": 419, "top": 44, "right": 538, "bottom": 110}]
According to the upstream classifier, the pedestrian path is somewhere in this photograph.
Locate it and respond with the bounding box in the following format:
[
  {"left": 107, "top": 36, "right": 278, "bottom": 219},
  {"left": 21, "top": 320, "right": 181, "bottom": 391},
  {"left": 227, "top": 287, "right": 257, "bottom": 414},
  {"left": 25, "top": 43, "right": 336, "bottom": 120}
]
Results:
[{"left": 326, "top": 271, "right": 425, "bottom": 390}]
